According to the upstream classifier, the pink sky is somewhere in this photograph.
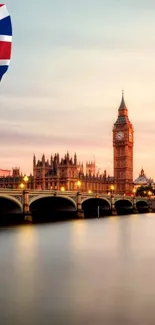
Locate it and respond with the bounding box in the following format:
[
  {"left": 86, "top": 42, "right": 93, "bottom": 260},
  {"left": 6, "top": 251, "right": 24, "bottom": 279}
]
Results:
[{"left": 1, "top": 0, "right": 155, "bottom": 180}]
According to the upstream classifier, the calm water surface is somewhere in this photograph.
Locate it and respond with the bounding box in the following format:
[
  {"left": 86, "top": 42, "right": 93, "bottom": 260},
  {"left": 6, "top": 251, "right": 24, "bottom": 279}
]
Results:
[{"left": 1, "top": 213, "right": 155, "bottom": 325}]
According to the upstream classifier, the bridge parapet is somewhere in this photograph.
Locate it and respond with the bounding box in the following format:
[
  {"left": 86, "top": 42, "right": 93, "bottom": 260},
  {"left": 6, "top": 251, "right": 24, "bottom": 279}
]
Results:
[{"left": 0, "top": 189, "right": 152, "bottom": 220}]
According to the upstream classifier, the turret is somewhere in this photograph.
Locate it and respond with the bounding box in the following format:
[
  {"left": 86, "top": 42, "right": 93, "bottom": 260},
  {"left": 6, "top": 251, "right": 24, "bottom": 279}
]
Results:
[
  {"left": 86, "top": 161, "right": 96, "bottom": 175},
  {"left": 66, "top": 151, "right": 69, "bottom": 163},
  {"left": 74, "top": 153, "right": 77, "bottom": 165},
  {"left": 33, "top": 154, "right": 36, "bottom": 167},
  {"left": 50, "top": 155, "right": 53, "bottom": 165},
  {"left": 42, "top": 154, "right": 45, "bottom": 165}
]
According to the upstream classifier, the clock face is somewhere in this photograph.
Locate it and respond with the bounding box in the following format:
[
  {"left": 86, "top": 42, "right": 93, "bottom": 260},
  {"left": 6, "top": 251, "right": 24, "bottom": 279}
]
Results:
[{"left": 116, "top": 131, "right": 124, "bottom": 140}]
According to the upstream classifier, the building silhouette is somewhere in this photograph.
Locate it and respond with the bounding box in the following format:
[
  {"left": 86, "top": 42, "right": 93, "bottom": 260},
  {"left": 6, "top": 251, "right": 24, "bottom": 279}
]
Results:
[
  {"left": 113, "top": 91, "right": 134, "bottom": 194},
  {"left": 134, "top": 168, "right": 154, "bottom": 189}
]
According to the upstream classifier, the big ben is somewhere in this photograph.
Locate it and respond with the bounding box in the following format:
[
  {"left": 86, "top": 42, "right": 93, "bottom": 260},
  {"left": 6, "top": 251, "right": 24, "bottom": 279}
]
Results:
[{"left": 113, "top": 91, "right": 134, "bottom": 194}]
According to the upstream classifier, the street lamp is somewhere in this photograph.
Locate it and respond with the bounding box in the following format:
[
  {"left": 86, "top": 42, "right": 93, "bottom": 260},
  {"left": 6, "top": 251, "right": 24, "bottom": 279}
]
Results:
[
  {"left": 23, "top": 175, "right": 29, "bottom": 183},
  {"left": 61, "top": 186, "right": 65, "bottom": 192},
  {"left": 19, "top": 175, "right": 29, "bottom": 190},
  {"left": 23, "top": 175, "right": 29, "bottom": 189},
  {"left": 133, "top": 187, "right": 136, "bottom": 196},
  {"left": 88, "top": 190, "right": 92, "bottom": 194},
  {"left": 110, "top": 184, "right": 114, "bottom": 194},
  {"left": 148, "top": 190, "right": 152, "bottom": 212},
  {"left": 19, "top": 183, "right": 25, "bottom": 189},
  {"left": 132, "top": 187, "right": 138, "bottom": 213},
  {"left": 77, "top": 180, "right": 81, "bottom": 191},
  {"left": 110, "top": 184, "right": 117, "bottom": 215}
]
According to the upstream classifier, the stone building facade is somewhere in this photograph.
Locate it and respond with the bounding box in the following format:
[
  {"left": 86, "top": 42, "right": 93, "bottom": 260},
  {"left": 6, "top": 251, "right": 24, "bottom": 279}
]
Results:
[
  {"left": 0, "top": 167, "right": 34, "bottom": 189},
  {"left": 33, "top": 152, "right": 114, "bottom": 193}
]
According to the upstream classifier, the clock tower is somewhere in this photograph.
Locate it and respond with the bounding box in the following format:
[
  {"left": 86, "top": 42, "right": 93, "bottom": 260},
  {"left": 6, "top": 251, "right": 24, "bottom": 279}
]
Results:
[{"left": 113, "top": 91, "right": 134, "bottom": 194}]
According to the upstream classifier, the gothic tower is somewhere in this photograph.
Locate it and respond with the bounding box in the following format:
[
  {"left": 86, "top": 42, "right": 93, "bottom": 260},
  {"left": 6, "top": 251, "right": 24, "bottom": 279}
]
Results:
[{"left": 113, "top": 91, "right": 134, "bottom": 194}]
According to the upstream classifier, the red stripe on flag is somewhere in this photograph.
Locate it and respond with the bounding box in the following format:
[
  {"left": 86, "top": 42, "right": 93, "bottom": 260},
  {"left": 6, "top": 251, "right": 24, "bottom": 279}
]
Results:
[
  {"left": 0, "top": 41, "right": 11, "bottom": 59},
  {"left": 0, "top": 4, "right": 4, "bottom": 7}
]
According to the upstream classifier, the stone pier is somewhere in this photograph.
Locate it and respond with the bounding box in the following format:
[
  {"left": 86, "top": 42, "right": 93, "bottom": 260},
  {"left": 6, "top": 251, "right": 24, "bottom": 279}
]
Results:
[
  {"left": 133, "top": 196, "right": 138, "bottom": 214},
  {"left": 77, "top": 191, "right": 84, "bottom": 218},
  {"left": 111, "top": 195, "right": 117, "bottom": 216},
  {"left": 23, "top": 190, "right": 33, "bottom": 223}
]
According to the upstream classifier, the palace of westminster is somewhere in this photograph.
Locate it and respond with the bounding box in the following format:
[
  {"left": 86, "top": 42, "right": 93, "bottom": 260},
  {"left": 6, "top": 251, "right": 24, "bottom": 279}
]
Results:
[{"left": 0, "top": 92, "right": 153, "bottom": 194}]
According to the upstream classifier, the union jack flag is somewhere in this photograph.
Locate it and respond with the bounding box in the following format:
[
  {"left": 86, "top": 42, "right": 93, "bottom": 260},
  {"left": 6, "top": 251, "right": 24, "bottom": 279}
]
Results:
[{"left": 0, "top": 4, "right": 12, "bottom": 81}]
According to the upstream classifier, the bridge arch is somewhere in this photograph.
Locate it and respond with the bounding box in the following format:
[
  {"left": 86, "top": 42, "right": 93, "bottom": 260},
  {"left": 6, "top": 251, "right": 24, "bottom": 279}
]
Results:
[
  {"left": 136, "top": 199, "right": 149, "bottom": 212},
  {"left": 82, "top": 197, "right": 111, "bottom": 207},
  {"left": 114, "top": 198, "right": 133, "bottom": 215},
  {"left": 30, "top": 194, "right": 77, "bottom": 208},
  {"left": 82, "top": 197, "right": 111, "bottom": 218},
  {"left": 0, "top": 194, "right": 23, "bottom": 211},
  {"left": 30, "top": 194, "right": 77, "bottom": 221},
  {"left": 115, "top": 198, "right": 133, "bottom": 205},
  {"left": 136, "top": 199, "right": 148, "bottom": 204}
]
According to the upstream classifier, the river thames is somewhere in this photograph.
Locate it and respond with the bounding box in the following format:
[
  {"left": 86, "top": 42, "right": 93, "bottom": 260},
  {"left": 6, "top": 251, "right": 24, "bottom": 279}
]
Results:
[{"left": 0, "top": 213, "right": 155, "bottom": 324}]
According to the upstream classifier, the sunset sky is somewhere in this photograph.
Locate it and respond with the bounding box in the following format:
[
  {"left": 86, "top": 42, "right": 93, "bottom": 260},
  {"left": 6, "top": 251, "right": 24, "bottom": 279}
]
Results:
[{"left": 2, "top": 0, "right": 155, "bottom": 178}]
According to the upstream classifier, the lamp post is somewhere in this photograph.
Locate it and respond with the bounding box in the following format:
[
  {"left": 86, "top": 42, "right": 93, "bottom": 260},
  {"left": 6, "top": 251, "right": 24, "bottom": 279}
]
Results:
[
  {"left": 110, "top": 184, "right": 114, "bottom": 195},
  {"left": 148, "top": 190, "right": 152, "bottom": 212},
  {"left": 132, "top": 187, "right": 138, "bottom": 213},
  {"left": 76, "top": 180, "right": 84, "bottom": 218},
  {"left": 110, "top": 184, "right": 117, "bottom": 216},
  {"left": 23, "top": 175, "right": 29, "bottom": 189},
  {"left": 61, "top": 186, "right": 65, "bottom": 192},
  {"left": 19, "top": 175, "right": 31, "bottom": 222}
]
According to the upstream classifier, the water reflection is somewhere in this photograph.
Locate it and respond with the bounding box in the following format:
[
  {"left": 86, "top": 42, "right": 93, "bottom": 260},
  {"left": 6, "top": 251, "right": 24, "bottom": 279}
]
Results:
[
  {"left": 1, "top": 214, "right": 155, "bottom": 324},
  {"left": 8, "top": 226, "right": 38, "bottom": 322},
  {"left": 70, "top": 220, "right": 87, "bottom": 249}
]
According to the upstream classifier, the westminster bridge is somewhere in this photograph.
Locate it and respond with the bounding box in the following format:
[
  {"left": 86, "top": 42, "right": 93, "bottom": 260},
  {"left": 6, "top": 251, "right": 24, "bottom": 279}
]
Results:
[{"left": 0, "top": 189, "right": 154, "bottom": 222}]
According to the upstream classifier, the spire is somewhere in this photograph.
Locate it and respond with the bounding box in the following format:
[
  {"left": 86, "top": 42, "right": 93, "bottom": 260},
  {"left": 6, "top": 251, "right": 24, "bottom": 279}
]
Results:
[
  {"left": 114, "top": 90, "right": 131, "bottom": 125},
  {"left": 33, "top": 154, "right": 36, "bottom": 166},
  {"left": 74, "top": 153, "right": 77, "bottom": 164},
  {"left": 140, "top": 167, "right": 144, "bottom": 176},
  {"left": 119, "top": 89, "right": 127, "bottom": 110}
]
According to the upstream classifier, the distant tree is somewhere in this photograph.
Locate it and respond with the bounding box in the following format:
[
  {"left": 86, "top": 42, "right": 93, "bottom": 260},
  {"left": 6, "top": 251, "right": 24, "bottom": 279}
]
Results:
[{"left": 136, "top": 184, "right": 155, "bottom": 196}]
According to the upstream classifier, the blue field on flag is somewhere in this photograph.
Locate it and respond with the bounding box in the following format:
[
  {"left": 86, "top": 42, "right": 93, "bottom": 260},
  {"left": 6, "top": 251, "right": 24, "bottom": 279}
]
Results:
[{"left": 0, "top": 4, "right": 12, "bottom": 81}]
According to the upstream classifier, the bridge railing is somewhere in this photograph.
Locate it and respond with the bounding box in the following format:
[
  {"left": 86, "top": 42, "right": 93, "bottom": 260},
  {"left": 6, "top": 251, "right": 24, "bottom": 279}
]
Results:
[{"left": 0, "top": 188, "right": 150, "bottom": 201}]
